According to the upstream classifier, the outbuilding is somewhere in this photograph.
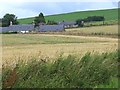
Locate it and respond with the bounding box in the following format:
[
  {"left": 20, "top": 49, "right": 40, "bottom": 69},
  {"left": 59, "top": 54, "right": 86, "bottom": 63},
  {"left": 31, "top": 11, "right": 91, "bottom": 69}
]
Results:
[{"left": 58, "top": 21, "right": 78, "bottom": 28}]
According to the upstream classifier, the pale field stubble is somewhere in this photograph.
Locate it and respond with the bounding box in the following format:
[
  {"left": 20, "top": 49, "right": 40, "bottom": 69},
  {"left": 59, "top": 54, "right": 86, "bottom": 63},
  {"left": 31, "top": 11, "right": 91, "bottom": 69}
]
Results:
[
  {"left": 2, "top": 33, "right": 118, "bottom": 67},
  {"left": 66, "top": 25, "right": 118, "bottom": 34}
]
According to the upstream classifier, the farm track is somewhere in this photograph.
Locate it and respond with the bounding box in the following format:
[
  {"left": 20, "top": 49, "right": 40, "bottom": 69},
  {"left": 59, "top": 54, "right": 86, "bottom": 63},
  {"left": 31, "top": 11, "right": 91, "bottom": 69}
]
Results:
[{"left": 35, "top": 34, "right": 118, "bottom": 41}]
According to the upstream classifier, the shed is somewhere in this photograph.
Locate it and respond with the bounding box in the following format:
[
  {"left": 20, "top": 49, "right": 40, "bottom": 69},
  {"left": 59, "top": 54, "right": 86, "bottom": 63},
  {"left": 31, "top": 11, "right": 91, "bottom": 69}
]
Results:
[{"left": 58, "top": 21, "right": 77, "bottom": 28}]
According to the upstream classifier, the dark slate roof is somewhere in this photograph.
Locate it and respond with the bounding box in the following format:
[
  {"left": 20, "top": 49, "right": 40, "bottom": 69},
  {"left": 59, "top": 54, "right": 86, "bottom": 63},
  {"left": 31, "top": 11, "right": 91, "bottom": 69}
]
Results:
[
  {"left": 58, "top": 22, "right": 76, "bottom": 25},
  {"left": 1, "top": 27, "right": 9, "bottom": 32},
  {"left": 9, "top": 24, "right": 34, "bottom": 31},
  {"left": 38, "top": 25, "right": 64, "bottom": 32},
  {"left": 1, "top": 24, "right": 34, "bottom": 32}
]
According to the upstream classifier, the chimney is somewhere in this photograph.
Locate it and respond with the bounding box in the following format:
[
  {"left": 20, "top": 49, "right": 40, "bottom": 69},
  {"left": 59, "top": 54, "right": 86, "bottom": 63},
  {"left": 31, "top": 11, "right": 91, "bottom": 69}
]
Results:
[{"left": 10, "top": 21, "right": 12, "bottom": 26}]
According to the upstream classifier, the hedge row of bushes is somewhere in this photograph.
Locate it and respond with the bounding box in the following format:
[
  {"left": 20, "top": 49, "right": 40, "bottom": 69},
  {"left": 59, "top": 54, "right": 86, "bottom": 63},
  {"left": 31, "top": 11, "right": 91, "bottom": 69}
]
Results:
[{"left": 2, "top": 50, "right": 119, "bottom": 88}]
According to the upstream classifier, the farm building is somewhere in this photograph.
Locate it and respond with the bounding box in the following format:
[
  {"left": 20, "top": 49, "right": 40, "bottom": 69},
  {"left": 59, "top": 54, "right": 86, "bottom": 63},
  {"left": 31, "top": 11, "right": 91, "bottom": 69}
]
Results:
[
  {"left": 38, "top": 25, "right": 65, "bottom": 32},
  {"left": 0, "top": 21, "right": 66, "bottom": 33},
  {"left": 1, "top": 24, "right": 34, "bottom": 33},
  {"left": 58, "top": 21, "right": 78, "bottom": 28}
]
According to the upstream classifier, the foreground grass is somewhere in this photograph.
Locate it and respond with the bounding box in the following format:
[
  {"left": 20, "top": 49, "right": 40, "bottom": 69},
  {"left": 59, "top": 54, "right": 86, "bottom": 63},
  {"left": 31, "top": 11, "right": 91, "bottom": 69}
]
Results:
[{"left": 2, "top": 50, "right": 118, "bottom": 88}]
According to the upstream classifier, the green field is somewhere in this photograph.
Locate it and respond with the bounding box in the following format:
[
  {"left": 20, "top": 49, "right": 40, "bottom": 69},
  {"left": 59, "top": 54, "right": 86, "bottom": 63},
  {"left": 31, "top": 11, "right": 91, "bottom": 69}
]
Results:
[{"left": 18, "top": 8, "right": 118, "bottom": 24}]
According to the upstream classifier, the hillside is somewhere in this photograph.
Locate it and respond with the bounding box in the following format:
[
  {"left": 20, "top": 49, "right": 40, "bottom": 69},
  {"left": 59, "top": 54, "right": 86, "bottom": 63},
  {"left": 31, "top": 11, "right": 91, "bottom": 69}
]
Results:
[{"left": 18, "top": 8, "right": 118, "bottom": 24}]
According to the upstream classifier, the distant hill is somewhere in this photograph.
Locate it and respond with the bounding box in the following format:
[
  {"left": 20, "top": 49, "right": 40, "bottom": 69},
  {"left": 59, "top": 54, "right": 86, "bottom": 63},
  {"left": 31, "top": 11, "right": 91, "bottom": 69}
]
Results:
[{"left": 18, "top": 8, "right": 118, "bottom": 24}]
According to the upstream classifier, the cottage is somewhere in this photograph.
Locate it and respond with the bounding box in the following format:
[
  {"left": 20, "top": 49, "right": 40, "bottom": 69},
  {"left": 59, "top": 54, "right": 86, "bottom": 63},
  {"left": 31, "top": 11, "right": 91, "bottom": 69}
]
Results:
[
  {"left": 58, "top": 21, "right": 78, "bottom": 28},
  {"left": 9, "top": 24, "right": 34, "bottom": 32},
  {"left": 38, "top": 25, "right": 65, "bottom": 32},
  {"left": 1, "top": 24, "right": 34, "bottom": 33}
]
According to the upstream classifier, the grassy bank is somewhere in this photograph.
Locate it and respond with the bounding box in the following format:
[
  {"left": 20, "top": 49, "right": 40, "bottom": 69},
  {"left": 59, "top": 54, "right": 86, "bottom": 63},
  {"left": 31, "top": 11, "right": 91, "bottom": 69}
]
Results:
[{"left": 2, "top": 50, "right": 118, "bottom": 88}]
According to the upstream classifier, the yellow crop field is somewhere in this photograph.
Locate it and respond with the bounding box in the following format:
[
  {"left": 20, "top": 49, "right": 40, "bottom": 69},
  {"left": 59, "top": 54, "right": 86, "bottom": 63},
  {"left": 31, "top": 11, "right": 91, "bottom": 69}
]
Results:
[{"left": 2, "top": 33, "right": 118, "bottom": 67}]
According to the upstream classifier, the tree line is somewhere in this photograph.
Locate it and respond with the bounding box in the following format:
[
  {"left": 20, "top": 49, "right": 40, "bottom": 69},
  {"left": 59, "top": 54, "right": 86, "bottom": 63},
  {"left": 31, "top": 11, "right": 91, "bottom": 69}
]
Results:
[{"left": 1, "top": 13, "right": 58, "bottom": 27}]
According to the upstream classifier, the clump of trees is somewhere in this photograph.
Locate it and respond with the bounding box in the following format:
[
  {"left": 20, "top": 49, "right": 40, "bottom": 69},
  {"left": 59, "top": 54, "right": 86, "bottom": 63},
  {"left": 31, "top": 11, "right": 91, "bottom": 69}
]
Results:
[
  {"left": 34, "top": 13, "right": 46, "bottom": 27},
  {"left": 76, "top": 20, "right": 84, "bottom": 27},
  {"left": 2, "top": 14, "right": 19, "bottom": 27},
  {"left": 84, "top": 16, "right": 105, "bottom": 22},
  {"left": 34, "top": 13, "right": 58, "bottom": 26},
  {"left": 47, "top": 20, "right": 58, "bottom": 25},
  {"left": 76, "top": 16, "right": 105, "bottom": 27}
]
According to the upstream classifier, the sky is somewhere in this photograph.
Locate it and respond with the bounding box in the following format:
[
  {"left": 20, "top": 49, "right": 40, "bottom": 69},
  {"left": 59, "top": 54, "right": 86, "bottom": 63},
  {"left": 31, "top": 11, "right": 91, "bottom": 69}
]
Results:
[{"left": 0, "top": 0, "right": 119, "bottom": 19}]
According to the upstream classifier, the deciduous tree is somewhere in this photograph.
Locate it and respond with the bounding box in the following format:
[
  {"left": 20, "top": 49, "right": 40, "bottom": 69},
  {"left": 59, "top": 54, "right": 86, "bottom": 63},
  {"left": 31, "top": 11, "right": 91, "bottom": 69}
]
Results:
[{"left": 2, "top": 13, "right": 19, "bottom": 27}]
